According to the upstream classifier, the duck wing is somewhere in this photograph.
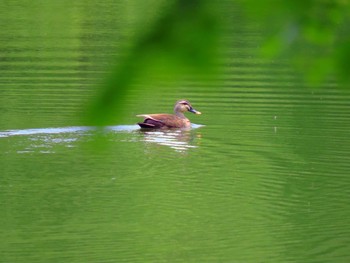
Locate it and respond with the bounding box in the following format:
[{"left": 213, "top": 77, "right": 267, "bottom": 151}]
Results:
[{"left": 137, "top": 114, "right": 183, "bottom": 128}]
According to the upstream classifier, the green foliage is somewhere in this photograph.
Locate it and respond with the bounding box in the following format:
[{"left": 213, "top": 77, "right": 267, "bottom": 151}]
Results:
[
  {"left": 241, "top": 0, "right": 350, "bottom": 84},
  {"left": 88, "top": 0, "right": 350, "bottom": 124},
  {"left": 87, "top": 0, "right": 222, "bottom": 125}
]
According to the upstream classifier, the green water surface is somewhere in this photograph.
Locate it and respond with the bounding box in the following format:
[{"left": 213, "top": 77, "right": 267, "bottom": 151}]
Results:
[{"left": 1, "top": 1, "right": 350, "bottom": 262}]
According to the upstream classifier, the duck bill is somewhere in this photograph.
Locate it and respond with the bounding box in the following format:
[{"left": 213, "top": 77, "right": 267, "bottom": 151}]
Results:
[{"left": 189, "top": 108, "right": 201, "bottom": 115}]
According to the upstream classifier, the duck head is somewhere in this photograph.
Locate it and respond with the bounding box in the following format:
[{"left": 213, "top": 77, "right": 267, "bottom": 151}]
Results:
[{"left": 174, "top": 100, "right": 201, "bottom": 115}]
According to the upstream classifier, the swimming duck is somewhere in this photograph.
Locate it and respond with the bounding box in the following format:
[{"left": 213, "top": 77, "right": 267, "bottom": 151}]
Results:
[{"left": 137, "top": 100, "right": 201, "bottom": 129}]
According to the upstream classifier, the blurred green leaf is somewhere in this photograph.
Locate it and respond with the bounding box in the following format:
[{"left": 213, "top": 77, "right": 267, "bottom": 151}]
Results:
[
  {"left": 87, "top": 0, "right": 222, "bottom": 125},
  {"left": 87, "top": 0, "right": 350, "bottom": 126},
  {"left": 241, "top": 0, "right": 350, "bottom": 86}
]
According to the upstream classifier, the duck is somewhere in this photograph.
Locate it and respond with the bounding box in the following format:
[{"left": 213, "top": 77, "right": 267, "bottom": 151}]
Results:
[{"left": 137, "top": 100, "right": 201, "bottom": 129}]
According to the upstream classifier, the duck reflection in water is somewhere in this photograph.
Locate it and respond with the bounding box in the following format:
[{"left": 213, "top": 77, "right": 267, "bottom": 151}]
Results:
[{"left": 139, "top": 128, "right": 202, "bottom": 152}]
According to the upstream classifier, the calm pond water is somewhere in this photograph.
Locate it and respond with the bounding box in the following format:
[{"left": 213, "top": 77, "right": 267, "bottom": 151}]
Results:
[{"left": 1, "top": 1, "right": 350, "bottom": 263}]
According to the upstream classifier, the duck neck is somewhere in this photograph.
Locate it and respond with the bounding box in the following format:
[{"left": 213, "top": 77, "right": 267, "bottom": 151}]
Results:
[{"left": 175, "top": 111, "right": 186, "bottom": 119}]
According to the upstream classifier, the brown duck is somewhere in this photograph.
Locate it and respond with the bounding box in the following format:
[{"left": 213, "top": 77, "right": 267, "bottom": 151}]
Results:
[{"left": 137, "top": 100, "right": 201, "bottom": 129}]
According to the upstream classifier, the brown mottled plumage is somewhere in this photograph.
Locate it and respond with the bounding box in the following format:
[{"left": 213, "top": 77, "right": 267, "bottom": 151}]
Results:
[{"left": 137, "top": 100, "right": 201, "bottom": 129}]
